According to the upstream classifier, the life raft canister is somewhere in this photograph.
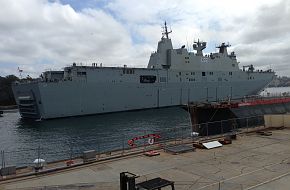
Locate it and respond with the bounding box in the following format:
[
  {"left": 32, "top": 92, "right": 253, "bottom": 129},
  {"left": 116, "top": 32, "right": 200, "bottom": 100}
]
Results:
[
  {"left": 127, "top": 134, "right": 161, "bottom": 147},
  {"left": 148, "top": 138, "right": 154, "bottom": 145}
]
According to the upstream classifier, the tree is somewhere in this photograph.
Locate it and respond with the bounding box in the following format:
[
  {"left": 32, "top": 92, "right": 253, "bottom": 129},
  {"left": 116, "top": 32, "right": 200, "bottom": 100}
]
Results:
[{"left": 0, "top": 75, "right": 20, "bottom": 106}]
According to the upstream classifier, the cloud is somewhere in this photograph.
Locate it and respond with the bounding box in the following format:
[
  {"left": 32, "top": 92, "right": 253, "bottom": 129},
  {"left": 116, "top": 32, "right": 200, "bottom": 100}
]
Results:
[
  {"left": 228, "top": 0, "right": 290, "bottom": 75},
  {"left": 0, "top": 0, "right": 139, "bottom": 77},
  {"left": 0, "top": 0, "right": 289, "bottom": 77},
  {"left": 241, "top": 0, "right": 290, "bottom": 43}
]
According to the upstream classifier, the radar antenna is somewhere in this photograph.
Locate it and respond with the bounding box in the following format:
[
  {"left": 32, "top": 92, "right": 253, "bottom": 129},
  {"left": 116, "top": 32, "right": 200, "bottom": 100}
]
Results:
[
  {"left": 162, "top": 21, "right": 172, "bottom": 39},
  {"left": 193, "top": 39, "right": 207, "bottom": 56}
]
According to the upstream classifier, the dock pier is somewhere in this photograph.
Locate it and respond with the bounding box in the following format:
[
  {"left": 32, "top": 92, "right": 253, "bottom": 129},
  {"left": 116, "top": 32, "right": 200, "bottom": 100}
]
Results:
[
  {"left": 186, "top": 96, "right": 290, "bottom": 135},
  {"left": 2, "top": 96, "right": 290, "bottom": 189}
]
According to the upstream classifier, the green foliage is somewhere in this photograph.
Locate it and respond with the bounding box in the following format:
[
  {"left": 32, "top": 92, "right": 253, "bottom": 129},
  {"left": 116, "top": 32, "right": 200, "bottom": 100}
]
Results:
[{"left": 0, "top": 75, "right": 20, "bottom": 106}]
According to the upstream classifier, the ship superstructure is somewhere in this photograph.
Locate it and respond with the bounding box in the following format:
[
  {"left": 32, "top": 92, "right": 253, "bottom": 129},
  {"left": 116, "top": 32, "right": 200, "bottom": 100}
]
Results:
[{"left": 12, "top": 22, "right": 275, "bottom": 119}]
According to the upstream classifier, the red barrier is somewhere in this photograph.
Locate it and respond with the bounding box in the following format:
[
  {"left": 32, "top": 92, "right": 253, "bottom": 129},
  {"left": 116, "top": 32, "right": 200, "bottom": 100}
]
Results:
[
  {"left": 239, "top": 97, "right": 290, "bottom": 107},
  {"left": 128, "top": 134, "right": 161, "bottom": 147}
]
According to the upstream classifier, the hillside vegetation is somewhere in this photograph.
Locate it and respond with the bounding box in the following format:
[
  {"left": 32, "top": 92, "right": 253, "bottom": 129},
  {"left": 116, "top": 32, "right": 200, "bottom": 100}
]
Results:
[{"left": 0, "top": 75, "right": 19, "bottom": 106}]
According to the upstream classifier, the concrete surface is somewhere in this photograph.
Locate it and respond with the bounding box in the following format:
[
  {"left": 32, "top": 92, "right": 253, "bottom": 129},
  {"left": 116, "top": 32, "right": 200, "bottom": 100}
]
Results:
[{"left": 1, "top": 129, "right": 290, "bottom": 190}]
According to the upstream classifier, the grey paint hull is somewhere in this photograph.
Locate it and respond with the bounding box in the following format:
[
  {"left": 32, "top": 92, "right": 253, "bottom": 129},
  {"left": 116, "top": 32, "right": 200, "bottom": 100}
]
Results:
[{"left": 12, "top": 77, "right": 272, "bottom": 119}]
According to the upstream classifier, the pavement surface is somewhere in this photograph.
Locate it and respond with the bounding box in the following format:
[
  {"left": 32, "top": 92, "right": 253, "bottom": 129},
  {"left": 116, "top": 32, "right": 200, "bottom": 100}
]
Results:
[{"left": 1, "top": 128, "right": 290, "bottom": 190}]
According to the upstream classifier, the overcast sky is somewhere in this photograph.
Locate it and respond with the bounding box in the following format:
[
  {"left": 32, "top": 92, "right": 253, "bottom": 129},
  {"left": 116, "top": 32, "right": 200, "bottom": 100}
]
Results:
[{"left": 0, "top": 0, "right": 289, "bottom": 77}]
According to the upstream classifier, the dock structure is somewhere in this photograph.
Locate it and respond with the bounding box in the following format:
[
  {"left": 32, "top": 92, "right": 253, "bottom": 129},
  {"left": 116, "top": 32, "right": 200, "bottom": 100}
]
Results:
[
  {"left": 187, "top": 96, "right": 290, "bottom": 134},
  {"left": 1, "top": 123, "right": 290, "bottom": 189},
  {"left": 2, "top": 97, "right": 290, "bottom": 189}
]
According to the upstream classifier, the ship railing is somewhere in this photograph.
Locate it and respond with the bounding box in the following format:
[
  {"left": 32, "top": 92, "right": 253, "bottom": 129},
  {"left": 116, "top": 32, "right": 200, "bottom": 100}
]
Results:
[
  {"left": 190, "top": 93, "right": 290, "bottom": 106},
  {"left": 13, "top": 80, "right": 39, "bottom": 85},
  {"left": 242, "top": 69, "right": 273, "bottom": 73}
]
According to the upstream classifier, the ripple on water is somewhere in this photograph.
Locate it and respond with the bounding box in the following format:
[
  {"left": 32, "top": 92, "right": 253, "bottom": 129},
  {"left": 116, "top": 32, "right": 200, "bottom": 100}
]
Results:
[{"left": 0, "top": 107, "right": 189, "bottom": 166}]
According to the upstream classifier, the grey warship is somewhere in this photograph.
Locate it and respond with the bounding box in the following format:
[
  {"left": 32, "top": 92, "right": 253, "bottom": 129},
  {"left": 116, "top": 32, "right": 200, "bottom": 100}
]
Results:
[{"left": 12, "top": 23, "right": 275, "bottom": 119}]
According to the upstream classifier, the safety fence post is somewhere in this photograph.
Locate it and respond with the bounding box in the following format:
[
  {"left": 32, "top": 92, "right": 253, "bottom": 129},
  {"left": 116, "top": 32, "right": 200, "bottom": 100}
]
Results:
[
  {"left": 246, "top": 117, "right": 249, "bottom": 132},
  {"left": 97, "top": 142, "right": 100, "bottom": 160},
  {"left": 174, "top": 127, "right": 177, "bottom": 144},
  {"left": 206, "top": 123, "right": 209, "bottom": 138},
  {"left": 122, "top": 134, "right": 125, "bottom": 155},
  {"left": 37, "top": 146, "right": 40, "bottom": 163},
  {"left": 181, "top": 127, "right": 183, "bottom": 144},
  {"left": 70, "top": 146, "right": 73, "bottom": 161},
  {"left": 1, "top": 150, "right": 5, "bottom": 168},
  {"left": 143, "top": 130, "right": 146, "bottom": 153}
]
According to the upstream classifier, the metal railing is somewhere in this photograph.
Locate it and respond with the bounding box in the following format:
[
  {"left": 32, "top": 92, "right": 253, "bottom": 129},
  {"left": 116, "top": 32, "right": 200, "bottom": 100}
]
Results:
[{"left": 0, "top": 115, "right": 265, "bottom": 169}]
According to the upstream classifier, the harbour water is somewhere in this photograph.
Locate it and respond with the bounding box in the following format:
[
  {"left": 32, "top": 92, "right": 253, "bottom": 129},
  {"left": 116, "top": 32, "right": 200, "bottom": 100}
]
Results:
[
  {"left": 1, "top": 87, "right": 290, "bottom": 167},
  {"left": 0, "top": 107, "right": 190, "bottom": 166}
]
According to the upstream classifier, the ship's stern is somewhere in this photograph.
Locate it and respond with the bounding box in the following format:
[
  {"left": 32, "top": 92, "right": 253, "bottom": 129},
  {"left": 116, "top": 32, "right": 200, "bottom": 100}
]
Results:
[{"left": 12, "top": 82, "right": 43, "bottom": 119}]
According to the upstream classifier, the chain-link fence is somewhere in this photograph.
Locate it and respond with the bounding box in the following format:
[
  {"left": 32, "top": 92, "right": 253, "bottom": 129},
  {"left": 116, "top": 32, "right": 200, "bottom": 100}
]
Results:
[{"left": 0, "top": 115, "right": 265, "bottom": 169}]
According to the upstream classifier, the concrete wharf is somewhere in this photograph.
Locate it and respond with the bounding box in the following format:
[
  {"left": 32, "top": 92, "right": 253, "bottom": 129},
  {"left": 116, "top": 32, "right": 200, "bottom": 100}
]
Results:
[{"left": 1, "top": 125, "right": 290, "bottom": 190}]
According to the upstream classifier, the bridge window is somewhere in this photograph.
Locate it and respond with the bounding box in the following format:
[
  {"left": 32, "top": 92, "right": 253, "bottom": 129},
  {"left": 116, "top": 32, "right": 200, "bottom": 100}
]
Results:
[
  {"left": 140, "top": 75, "right": 156, "bottom": 83},
  {"left": 123, "top": 69, "right": 134, "bottom": 74},
  {"left": 202, "top": 72, "right": 206, "bottom": 76}
]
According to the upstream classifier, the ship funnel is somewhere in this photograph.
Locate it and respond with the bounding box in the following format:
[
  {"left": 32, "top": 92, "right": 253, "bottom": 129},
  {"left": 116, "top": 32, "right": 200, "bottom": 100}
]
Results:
[{"left": 217, "top": 43, "right": 230, "bottom": 55}]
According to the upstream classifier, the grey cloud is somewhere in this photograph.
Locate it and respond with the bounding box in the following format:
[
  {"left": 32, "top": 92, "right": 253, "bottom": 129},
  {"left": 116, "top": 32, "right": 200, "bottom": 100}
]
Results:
[
  {"left": 235, "top": 43, "right": 290, "bottom": 58},
  {"left": 0, "top": 0, "right": 141, "bottom": 77},
  {"left": 242, "top": 0, "right": 290, "bottom": 43},
  {"left": 1, "top": 0, "right": 289, "bottom": 78},
  {"left": 228, "top": 0, "right": 290, "bottom": 76},
  {"left": 238, "top": 50, "right": 290, "bottom": 76}
]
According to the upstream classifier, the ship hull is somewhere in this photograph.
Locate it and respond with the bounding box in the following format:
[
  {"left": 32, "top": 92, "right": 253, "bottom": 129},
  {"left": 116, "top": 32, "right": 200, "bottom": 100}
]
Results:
[{"left": 12, "top": 76, "right": 273, "bottom": 119}]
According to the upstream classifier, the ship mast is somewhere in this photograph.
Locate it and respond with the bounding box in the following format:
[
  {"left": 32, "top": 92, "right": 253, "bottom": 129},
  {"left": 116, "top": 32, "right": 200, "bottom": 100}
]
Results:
[
  {"left": 162, "top": 21, "right": 172, "bottom": 39},
  {"left": 193, "top": 39, "right": 207, "bottom": 56}
]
